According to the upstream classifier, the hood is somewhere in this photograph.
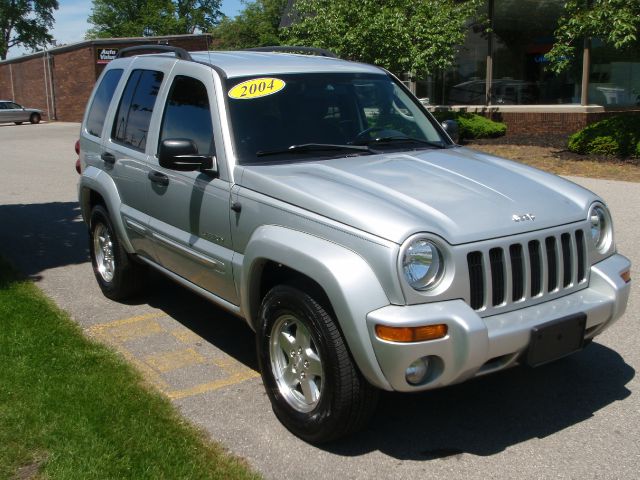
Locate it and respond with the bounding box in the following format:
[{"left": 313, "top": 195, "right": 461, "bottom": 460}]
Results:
[{"left": 236, "top": 147, "right": 597, "bottom": 245}]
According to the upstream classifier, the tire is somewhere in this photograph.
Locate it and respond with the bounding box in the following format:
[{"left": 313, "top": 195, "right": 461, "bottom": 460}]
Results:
[
  {"left": 14, "top": 122, "right": 23, "bottom": 125},
  {"left": 89, "top": 205, "right": 145, "bottom": 300},
  {"left": 30, "top": 113, "right": 41, "bottom": 124},
  {"left": 257, "top": 285, "right": 379, "bottom": 443}
]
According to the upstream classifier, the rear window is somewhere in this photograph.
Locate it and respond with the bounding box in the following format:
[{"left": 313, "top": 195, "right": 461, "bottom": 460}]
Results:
[
  {"left": 85, "top": 69, "right": 123, "bottom": 137},
  {"left": 112, "top": 69, "right": 164, "bottom": 151}
]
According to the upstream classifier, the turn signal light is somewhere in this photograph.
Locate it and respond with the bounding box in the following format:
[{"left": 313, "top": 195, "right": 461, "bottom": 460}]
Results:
[
  {"left": 621, "top": 270, "right": 631, "bottom": 283},
  {"left": 375, "top": 324, "right": 448, "bottom": 343}
]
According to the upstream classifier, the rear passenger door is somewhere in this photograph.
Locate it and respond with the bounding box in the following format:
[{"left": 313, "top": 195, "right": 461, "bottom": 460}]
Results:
[
  {"left": 145, "top": 65, "right": 237, "bottom": 305},
  {"left": 3, "top": 102, "right": 28, "bottom": 122},
  {"left": 102, "top": 62, "right": 168, "bottom": 260}
]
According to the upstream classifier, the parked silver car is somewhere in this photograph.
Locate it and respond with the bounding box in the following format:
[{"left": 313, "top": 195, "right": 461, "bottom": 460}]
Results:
[
  {"left": 0, "top": 100, "right": 42, "bottom": 124},
  {"left": 77, "top": 45, "right": 631, "bottom": 443}
]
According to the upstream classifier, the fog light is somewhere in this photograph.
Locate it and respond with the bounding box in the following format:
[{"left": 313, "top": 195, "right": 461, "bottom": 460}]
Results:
[{"left": 405, "top": 357, "right": 430, "bottom": 385}]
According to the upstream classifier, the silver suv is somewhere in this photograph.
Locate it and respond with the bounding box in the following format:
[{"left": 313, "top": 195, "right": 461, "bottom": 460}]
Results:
[{"left": 78, "top": 45, "right": 631, "bottom": 443}]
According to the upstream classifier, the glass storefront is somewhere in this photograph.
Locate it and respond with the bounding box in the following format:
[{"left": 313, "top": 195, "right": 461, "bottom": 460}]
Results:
[
  {"left": 491, "top": 0, "right": 581, "bottom": 105},
  {"left": 589, "top": 39, "right": 640, "bottom": 107},
  {"left": 418, "top": 19, "right": 487, "bottom": 104},
  {"left": 425, "top": 0, "right": 604, "bottom": 106}
]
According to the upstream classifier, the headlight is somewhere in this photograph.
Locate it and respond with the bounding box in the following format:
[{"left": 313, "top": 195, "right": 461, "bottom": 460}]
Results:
[
  {"left": 588, "top": 204, "right": 612, "bottom": 253},
  {"left": 402, "top": 239, "right": 444, "bottom": 290}
]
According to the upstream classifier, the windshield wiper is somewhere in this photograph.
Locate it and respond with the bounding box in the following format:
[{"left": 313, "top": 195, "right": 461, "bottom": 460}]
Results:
[
  {"left": 355, "top": 136, "right": 447, "bottom": 149},
  {"left": 256, "top": 143, "right": 374, "bottom": 158}
]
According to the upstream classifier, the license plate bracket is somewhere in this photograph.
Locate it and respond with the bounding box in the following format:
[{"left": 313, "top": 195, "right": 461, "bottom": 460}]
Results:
[{"left": 526, "top": 313, "right": 587, "bottom": 367}]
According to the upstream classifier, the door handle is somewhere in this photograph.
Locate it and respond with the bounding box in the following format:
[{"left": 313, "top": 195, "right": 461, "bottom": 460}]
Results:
[
  {"left": 101, "top": 152, "right": 116, "bottom": 165},
  {"left": 148, "top": 170, "right": 169, "bottom": 186}
]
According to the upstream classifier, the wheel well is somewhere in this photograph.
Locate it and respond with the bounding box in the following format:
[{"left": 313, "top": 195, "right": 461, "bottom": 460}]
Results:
[
  {"left": 252, "top": 260, "right": 335, "bottom": 328},
  {"left": 82, "top": 188, "right": 107, "bottom": 220}
]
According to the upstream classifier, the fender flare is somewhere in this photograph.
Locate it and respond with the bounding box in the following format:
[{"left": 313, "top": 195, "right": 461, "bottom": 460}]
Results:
[
  {"left": 78, "top": 166, "right": 134, "bottom": 253},
  {"left": 241, "top": 225, "right": 393, "bottom": 390}
]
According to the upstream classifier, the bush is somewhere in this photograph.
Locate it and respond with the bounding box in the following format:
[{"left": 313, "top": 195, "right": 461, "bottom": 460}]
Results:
[
  {"left": 568, "top": 114, "right": 640, "bottom": 157},
  {"left": 432, "top": 111, "right": 507, "bottom": 139}
]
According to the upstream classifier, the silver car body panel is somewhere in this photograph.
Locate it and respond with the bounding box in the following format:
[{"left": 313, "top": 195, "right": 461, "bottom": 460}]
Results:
[
  {"left": 240, "top": 225, "right": 392, "bottom": 389},
  {"left": 235, "top": 148, "right": 596, "bottom": 246},
  {"left": 189, "top": 51, "right": 382, "bottom": 78}
]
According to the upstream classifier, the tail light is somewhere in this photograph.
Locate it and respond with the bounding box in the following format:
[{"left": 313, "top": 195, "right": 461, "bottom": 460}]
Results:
[{"left": 75, "top": 140, "right": 81, "bottom": 174}]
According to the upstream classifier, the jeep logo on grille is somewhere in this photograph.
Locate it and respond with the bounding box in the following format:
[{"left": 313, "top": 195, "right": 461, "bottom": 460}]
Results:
[{"left": 513, "top": 213, "right": 535, "bottom": 222}]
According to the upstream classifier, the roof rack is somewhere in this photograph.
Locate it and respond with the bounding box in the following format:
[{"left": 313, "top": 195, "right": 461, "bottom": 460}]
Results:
[
  {"left": 115, "top": 45, "right": 193, "bottom": 61},
  {"left": 244, "top": 46, "right": 338, "bottom": 58}
]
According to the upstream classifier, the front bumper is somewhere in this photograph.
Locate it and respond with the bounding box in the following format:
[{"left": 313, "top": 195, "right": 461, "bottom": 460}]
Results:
[{"left": 366, "top": 253, "right": 631, "bottom": 392}]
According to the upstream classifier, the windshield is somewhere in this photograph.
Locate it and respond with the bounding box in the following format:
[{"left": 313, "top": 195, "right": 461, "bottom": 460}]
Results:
[{"left": 226, "top": 73, "right": 448, "bottom": 164}]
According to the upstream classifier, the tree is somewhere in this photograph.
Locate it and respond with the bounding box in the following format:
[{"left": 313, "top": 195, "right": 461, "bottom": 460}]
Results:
[
  {"left": 547, "top": 0, "right": 640, "bottom": 73},
  {"left": 212, "top": 0, "right": 288, "bottom": 50},
  {"left": 0, "top": 0, "right": 59, "bottom": 60},
  {"left": 175, "top": 0, "right": 224, "bottom": 34},
  {"left": 86, "top": 0, "right": 223, "bottom": 38},
  {"left": 282, "top": 0, "right": 486, "bottom": 76}
]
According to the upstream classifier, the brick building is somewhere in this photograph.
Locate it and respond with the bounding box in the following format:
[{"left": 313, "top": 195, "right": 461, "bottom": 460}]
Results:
[{"left": 0, "top": 34, "right": 212, "bottom": 122}]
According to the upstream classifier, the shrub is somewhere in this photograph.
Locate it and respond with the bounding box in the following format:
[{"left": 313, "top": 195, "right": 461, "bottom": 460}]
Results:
[
  {"left": 568, "top": 114, "right": 640, "bottom": 157},
  {"left": 432, "top": 111, "right": 507, "bottom": 140}
]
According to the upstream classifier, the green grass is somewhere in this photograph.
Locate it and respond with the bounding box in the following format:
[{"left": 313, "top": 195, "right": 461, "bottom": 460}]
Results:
[{"left": 0, "top": 258, "right": 260, "bottom": 480}]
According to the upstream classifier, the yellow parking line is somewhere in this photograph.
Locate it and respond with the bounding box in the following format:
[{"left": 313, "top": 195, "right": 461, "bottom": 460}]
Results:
[
  {"left": 170, "top": 328, "right": 203, "bottom": 345},
  {"left": 87, "top": 311, "right": 260, "bottom": 399},
  {"left": 167, "top": 369, "right": 261, "bottom": 400},
  {"left": 108, "top": 320, "right": 164, "bottom": 342},
  {"left": 144, "top": 348, "right": 208, "bottom": 373},
  {"left": 88, "top": 312, "right": 167, "bottom": 333},
  {"left": 89, "top": 324, "right": 170, "bottom": 391}
]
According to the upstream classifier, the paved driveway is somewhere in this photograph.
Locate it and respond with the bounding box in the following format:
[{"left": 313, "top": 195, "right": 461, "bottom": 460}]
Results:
[{"left": 1, "top": 122, "right": 638, "bottom": 479}]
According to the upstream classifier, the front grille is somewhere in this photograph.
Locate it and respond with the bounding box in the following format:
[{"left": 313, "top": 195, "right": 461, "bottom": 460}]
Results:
[{"left": 467, "top": 228, "right": 588, "bottom": 312}]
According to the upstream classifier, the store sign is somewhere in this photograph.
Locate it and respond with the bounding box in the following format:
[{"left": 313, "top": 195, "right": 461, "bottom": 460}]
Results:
[{"left": 97, "top": 48, "right": 119, "bottom": 64}]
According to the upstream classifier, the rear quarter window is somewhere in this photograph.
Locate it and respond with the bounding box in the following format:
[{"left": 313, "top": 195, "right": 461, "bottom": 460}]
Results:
[
  {"left": 112, "top": 69, "right": 164, "bottom": 151},
  {"left": 85, "top": 69, "right": 124, "bottom": 137}
]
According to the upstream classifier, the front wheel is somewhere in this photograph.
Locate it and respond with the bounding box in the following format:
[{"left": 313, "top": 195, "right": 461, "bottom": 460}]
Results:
[
  {"left": 30, "top": 113, "right": 41, "bottom": 124},
  {"left": 257, "top": 285, "right": 378, "bottom": 443},
  {"left": 89, "top": 205, "right": 145, "bottom": 300}
]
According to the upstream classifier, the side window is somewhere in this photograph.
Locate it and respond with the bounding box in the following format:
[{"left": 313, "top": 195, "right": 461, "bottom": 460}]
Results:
[
  {"left": 159, "top": 76, "right": 214, "bottom": 156},
  {"left": 112, "top": 69, "right": 164, "bottom": 151},
  {"left": 0, "top": 103, "right": 6, "bottom": 109},
  {"left": 86, "top": 69, "right": 123, "bottom": 137},
  {"left": 7, "top": 102, "right": 21, "bottom": 109}
]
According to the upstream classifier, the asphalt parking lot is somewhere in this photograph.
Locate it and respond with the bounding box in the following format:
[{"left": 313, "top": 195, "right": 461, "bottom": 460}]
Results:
[{"left": 1, "top": 122, "right": 638, "bottom": 479}]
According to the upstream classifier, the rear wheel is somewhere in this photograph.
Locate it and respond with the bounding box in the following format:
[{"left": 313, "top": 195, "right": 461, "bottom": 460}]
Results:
[
  {"left": 29, "top": 113, "right": 41, "bottom": 124},
  {"left": 89, "top": 205, "right": 145, "bottom": 300},
  {"left": 257, "top": 285, "right": 378, "bottom": 443}
]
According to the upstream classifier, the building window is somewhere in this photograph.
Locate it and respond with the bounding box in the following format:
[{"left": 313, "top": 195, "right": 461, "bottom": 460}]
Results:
[
  {"left": 589, "top": 39, "right": 640, "bottom": 107},
  {"left": 491, "top": 0, "right": 581, "bottom": 105}
]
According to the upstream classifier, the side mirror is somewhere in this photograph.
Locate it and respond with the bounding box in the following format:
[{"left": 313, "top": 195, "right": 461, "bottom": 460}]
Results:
[
  {"left": 441, "top": 119, "right": 460, "bottom": 144},
  {"left": 158, "top": 138, "right": 217, "bottom": 174}
]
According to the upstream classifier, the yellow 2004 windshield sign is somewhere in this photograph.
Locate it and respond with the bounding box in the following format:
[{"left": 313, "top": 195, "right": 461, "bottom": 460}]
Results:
[{"left": 228, "top": 78, "right": 285, "bottom": 99}]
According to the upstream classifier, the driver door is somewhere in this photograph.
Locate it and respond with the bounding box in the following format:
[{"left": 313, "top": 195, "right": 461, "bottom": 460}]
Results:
[{"left": 145, "top": 65, "right": 237, "bottom": 305}]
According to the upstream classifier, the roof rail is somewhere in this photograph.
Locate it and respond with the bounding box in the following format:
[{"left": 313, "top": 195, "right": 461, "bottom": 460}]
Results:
[
  {"left": 244, "top": 46, "right": 338, "bottom": 58},
  {"left": 115, "top": 45, "right": 193, "bottom": 61}
]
